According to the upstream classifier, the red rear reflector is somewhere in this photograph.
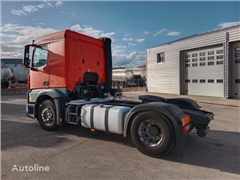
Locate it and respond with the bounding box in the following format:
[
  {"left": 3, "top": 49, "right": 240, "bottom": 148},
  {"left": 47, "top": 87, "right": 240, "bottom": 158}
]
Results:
[
  {"left": 182, "top": 124, "right": 191, "bottom": 134},
  {"left": 181, "top": 115, "right": 191, "bottom": 134},
  {"left": 181, "top": 115, "right": 191, "bottom": 126}
]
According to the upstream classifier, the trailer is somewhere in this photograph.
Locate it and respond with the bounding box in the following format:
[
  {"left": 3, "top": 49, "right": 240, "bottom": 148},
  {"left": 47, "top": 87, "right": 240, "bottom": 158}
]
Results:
[
  {"left": 24, "top": 30, "right": 213, "bottom": 157},
  {"left": 1, "top": 65, "right": 12, "bottom": 89},
  {"left": 112, "top": 68, "right": 146, "bottom": 87},
  {"left": 1, "top": 64, "right": 29, "bottom": 89}
]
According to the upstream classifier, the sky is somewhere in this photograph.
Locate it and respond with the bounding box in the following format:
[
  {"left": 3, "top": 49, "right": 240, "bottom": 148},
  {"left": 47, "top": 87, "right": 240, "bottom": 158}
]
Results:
[{"left": 1, "top": 1, "right": 240, "bottom": 68}]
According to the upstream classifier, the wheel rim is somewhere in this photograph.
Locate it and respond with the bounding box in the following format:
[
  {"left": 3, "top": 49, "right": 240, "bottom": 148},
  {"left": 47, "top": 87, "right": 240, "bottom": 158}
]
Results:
[
  {"left": 41, "top": 107, "right": 54, "bottom": 124},
  {"left": 138, "top": 120, "right": 163, "bottom": 147}
]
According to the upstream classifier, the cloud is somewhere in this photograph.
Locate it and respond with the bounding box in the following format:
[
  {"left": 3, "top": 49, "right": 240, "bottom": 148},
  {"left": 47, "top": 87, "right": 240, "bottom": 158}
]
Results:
[
  {"left": 166, "top": 31, "right": 181, "bottom": 36},
  {"left": 154, "top": 29, "right": 167, "bottom": 36},
  {"left": 60, "top": 10, "right": 78, "bottom": 18},
  {"left": 128, "top": 43, "right": 136, "bottom": 46},
  {"left": 143, "top": 31, "right": 151, "bottom": 35},
  {"left": 70, "top": 24, "right": 81, "bottom": 31},
  {"left": 35, "top": 22, "right": 46, "bottom": 26},
  {"left": 128, "top": 53, "right": 146, "bottom": 68},
  {"left": 1, "top": 24, "right": 56, "bottom": 43},
  {"left": 112, "top": 51, "right": 145, "bottom": 68},
  {"left": 122, "top": 38, "right": 145, "bottom": 43},
  {"left": 123, "top": 32, "right": 132, "bottom": 37},
  {"left": 1, "top": 43, "right": 24, "bottom": 58},
  {"left": 122, "top": 38, "right": 134, "bottom": 41},
  {"left": 218, "top": 21, "right": 240, "bottom": 28},
  {"left": 112, "top": 45, "right": 127, "bottom": 56},
  {"left": 56, "top": 1, "right": 63, "bottom": 6},
  {"left": 70, "top": 11, "right": 77, "bottom": 17},
  {"left": 112, "top": 52, "right": 137, "bottom": 67},
  {"left": 0, "top": 24, "right": 56, "bottom": 58},
  {"left": 11, "top": 1, "right": 63, "bottom": 15},
  {"left": 11, "top": 9, "right": 27, "bottom": 16},
  {"left": 154, "top": 29, "right": 181, "bottom": 37},
  {"left": 70, "top": 24, "right": 115, "bottom": 39},
  {"left": 23, "top": 5, "right": 42, "bottom": 13},
  {"left": 126, "top": 52, "right": 138, "bottom": 60},
  {"left": 135, "top": 38, "right": 145, "bottom": 43},
  {"left": 101, "top": 32, "right": 115, "bottom": 37}
]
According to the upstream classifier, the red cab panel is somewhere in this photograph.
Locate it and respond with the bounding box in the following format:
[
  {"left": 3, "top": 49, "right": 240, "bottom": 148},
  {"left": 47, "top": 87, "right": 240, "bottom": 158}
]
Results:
[{"left": 29, "top": 30, "right": 106, "bottom": 91}]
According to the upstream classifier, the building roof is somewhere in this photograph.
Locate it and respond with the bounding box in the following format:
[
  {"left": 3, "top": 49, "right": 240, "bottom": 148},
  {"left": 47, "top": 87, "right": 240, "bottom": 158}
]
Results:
[{"left": 150, "top": 24, "right": 240, "bottom": 48}]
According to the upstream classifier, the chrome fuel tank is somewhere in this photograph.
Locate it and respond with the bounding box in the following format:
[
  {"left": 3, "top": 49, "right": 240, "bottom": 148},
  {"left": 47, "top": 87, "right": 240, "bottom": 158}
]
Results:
[{"left": 81, "top": 104, "right": 131, "bottom": 134}]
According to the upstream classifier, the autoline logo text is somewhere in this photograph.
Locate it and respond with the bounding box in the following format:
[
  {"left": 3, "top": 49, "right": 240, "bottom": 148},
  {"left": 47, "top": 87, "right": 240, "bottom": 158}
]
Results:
[{"left": 12, "top": 164, "right": 50, "bottom": 172}]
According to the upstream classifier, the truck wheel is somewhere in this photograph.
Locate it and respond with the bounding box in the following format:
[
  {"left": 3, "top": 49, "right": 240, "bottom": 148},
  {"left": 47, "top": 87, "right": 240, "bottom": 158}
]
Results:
[
  {"left": 1, "top": 80, "right": 9, "bottom": 89},
  {"left": 38, "top": 100, "right": 58, "bottom": 131},
  {"left": 131, "top": 111, "right": 175, "bottom": 157}
]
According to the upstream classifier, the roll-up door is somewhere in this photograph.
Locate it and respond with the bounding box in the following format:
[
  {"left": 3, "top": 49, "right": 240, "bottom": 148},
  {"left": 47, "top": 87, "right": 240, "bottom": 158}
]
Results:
[
  {"left": 183, "top": 46, "right": 224, "bottom": 97},
  {"left": 231, "top": 41, "right": 240, "bottom": 99}
]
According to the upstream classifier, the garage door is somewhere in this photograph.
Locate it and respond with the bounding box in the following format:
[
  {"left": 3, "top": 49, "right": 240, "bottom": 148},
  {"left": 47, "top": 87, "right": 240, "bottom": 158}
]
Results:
[
  {"left": 231, "top": 41, "right": 240, "bottom": 99},
  {"left": 183, "top": 46, "right": 224, "bottom": 97}
]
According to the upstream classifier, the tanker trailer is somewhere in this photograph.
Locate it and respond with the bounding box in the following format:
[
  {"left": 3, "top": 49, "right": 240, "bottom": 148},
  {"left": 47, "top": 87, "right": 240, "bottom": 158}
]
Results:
[
  {"left": 112, "top": 69, "right": 134, "bottom": 81},
  {"left": 131, "top": 67, "right": 147, "bottom": 86},
  {"left": 112, "top": 69, "right": 134, "bottom": 87},
  {"left": 112, "top": 68, "right": 146, "bottom": 87},
  {"left": 13, "top": 64, "right": 29, "bottom": 83},
  {"left": 1, "top": 65, "right": 12, "bottom": 89},
  {"left": 131, "top": 67, "right": 146, "bottom": 80}
]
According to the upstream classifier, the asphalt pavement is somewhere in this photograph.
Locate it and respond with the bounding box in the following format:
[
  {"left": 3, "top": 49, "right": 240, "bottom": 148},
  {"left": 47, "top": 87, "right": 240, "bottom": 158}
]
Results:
[{"left": 1, "top": 93, "right": 240, "bottom": 179}]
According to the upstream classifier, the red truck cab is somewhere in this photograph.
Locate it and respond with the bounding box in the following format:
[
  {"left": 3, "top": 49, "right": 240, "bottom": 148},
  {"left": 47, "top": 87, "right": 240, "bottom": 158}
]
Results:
[{"left": 25, "top": 29, "right": 112, "bottom": 93}]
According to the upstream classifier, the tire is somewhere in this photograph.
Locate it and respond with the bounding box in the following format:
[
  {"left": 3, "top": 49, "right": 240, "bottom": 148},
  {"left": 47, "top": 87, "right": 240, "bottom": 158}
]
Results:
[
  {"left": 1, "top": 80, "right": 9, "bottom": 89},
  {"left": 131, "top": 111, "right": 175, "bottom": 157},
  {"left": 38, "top": 99, "right": 58, "bottom": 131}
]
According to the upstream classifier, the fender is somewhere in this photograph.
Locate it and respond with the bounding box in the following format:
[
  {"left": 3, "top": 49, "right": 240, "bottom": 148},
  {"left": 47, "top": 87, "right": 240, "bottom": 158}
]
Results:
[
  {"left": 139, "top": 95, "right": 201, "bottom": 109},
  {"left": 123, "top": 102, "right": 187, "bottom": 147},
  {"left": 28, "top": 88, "right": 68, "bottom": 125}
]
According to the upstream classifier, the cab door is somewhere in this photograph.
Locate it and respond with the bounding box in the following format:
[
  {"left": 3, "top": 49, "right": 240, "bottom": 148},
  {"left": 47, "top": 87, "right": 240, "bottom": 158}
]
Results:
[{"left": 30, "top": 45, "right": 50, "bottom": 89}]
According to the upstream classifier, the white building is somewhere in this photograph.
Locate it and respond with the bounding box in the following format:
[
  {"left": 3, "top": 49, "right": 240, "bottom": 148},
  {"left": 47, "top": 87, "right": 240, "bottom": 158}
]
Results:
[{"left": 146, "top": 25, "right": 240, "bottom": 99}]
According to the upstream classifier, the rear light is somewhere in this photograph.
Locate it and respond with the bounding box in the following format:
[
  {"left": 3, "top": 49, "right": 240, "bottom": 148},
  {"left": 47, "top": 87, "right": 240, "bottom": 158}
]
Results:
[
  {"left": 181, "top": 115, "right": 191, "bottom": 126},
  {"left": 181, "top": 115, "right": 191, "bottom": 134},
  {"left": 182, "top": 124, "right": 191, "bottom": 134},
  {"left": 27, "top": 74, "right": 30, "bottom": 89}
]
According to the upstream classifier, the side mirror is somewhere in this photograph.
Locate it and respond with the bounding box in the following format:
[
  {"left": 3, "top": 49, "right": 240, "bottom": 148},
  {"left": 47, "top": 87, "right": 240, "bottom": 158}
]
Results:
[{"left": 23, "top": 45, "right": 30, "bottom": 67}]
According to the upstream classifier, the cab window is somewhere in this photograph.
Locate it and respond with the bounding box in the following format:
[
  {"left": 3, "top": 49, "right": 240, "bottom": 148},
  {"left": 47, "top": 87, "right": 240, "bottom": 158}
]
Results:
[{"left": 32, "top": 45, "right": 48, "bottom": 68}]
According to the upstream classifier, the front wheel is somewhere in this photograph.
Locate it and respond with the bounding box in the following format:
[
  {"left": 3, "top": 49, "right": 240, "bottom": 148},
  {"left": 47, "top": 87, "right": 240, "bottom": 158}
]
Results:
[
  {"left": 38, "top": 99, "right": 58, "bottom": 131},
  {"left": 131, "top": 111, "right": 175, "bottom": 157}
]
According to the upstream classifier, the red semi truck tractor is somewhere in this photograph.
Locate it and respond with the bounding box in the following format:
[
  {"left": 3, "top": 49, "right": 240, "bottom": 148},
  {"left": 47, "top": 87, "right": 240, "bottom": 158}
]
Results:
[{"left": 24, "top": 30, "right": 213, "bottom": 157}]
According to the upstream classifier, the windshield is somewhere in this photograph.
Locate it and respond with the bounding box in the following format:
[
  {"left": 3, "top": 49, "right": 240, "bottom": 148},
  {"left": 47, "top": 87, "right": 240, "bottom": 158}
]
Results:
[{"left": 32, "top": 45, "right": 48, "bottom": 68}]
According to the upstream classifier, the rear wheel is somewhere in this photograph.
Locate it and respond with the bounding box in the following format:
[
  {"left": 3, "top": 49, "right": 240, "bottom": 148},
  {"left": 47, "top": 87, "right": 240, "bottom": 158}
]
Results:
[
  {"left": 38, "top": 99, "right": 57, "bottom": 131},
  {"left": 131, "top": 111, "right": 175, "bottom": 157}
]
